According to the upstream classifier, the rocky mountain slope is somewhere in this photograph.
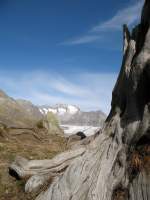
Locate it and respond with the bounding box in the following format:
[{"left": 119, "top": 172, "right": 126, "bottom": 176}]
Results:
[
  {"left": 39, "top": 104, "right": 106, "bottom": 126},
  {"left": 0, "top": 90, "right": 105, "bottom": 137},
  {"left": 61, "top": 110, "right": 106, "bottom": 126},
  {"left": 16, "top": 99, "right": 43, "bottom": 121},
  {"left": 0, "top": 90, "right": 43, "bottom": 128},
  {"left": 0, "top": 90, "right": 64, "bottom": 139}
]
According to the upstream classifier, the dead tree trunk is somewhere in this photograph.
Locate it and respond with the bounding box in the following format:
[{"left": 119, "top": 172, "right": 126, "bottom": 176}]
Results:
[{"left": 9, "top": 1, "right": 150, "bottom": 199}]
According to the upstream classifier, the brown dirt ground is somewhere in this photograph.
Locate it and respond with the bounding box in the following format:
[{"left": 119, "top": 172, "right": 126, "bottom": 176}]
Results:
[{"left": 0, "top": 134, "right": 67, "bottom": 200}]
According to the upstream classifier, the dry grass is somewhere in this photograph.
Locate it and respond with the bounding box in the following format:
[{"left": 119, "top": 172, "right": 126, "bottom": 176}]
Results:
[
  {"left": 130, "top": 151, "right": 143, "bottom": 172},
  {"left": 129, "top": 142, "right": 150, "bottom": 177},
  {"left": 0, "top": 134, "right": 67, "bottom": 200},
  {"left": 112, "top": 187, "right": 128, "bottom": 200}
]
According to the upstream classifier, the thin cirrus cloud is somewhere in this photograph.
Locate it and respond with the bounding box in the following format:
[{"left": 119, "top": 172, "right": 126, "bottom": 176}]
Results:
[
  {"left": 0, "top": 70, "right": 117, "bottom": 114},
  {"left": 92, "top": 0, "right": 143, "bottom": 32},
  {"left": 61, "top": 35, "right": 101, "bottom": 45},
  {"left": 62, "top": 0, "right": 143, "bottom": 45}
]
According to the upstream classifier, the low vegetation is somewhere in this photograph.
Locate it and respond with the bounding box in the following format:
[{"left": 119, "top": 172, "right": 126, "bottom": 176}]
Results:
[
  {"left": 0, "top": 131, "right": 67, "bottom": 200},
  {"left": 129, "top": 136, "right": 150, "bottom": 178},
  {"left": 46, "top": 111, "right": 62, "bottom": 135}
]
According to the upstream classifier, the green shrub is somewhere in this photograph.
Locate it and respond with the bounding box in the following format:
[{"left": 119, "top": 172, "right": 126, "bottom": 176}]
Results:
[
  {"left": 46, "top": 112, "right": 59, "bottom": 127},
  {"left": 36, "top": 120, "right": 44, "bottom": 129}
]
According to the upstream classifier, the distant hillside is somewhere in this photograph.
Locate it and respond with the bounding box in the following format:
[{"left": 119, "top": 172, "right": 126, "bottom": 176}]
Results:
[
  {"left": 16, "top": 99, "right": 43, "bottom": 120},
  {"left": 39, "top": 104, "right": 106, "bottom": 127},
  {"left": 61, "top": 110, "right": 106, "bottom": 127},
  {"left": 0, "top": 89, "right": 106, "bottom": 129},
  {"left": 0, "top": 90, "right": 43, "bottom": 127}
]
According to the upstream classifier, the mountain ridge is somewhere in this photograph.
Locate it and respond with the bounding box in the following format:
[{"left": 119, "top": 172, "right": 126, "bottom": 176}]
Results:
[
  {"left": 0, "top": 89, "right": 106, "bottom": 128},
  {"left": 0, "top": 90, "right": 43, "bottom": 127},
  {"left": 39, "top": 104, "right": 106, "bottom": 126}
]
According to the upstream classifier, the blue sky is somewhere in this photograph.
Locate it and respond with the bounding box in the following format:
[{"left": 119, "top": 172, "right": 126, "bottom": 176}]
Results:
[{"left": 0, "top": 0, "right": 144, "bottom": 113}]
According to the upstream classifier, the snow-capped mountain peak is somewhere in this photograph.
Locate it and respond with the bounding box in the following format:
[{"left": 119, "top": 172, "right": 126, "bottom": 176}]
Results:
[{"left": 39, "top": 104, "right": 80, "bottom": 116}]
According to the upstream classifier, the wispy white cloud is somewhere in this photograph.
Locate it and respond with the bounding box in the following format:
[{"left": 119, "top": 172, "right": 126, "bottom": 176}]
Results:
[
  {"left": 48, "top": 76, "right": 91, "bottom": 97},
  {"left": 0, "top": 70, "right": 118, "bottom": 114},
  {"left": 62, "top": 0, "right": 143, "bottom": 45},
  {"left": 61, "top": 35, "right": 101, "bottom": 45},
  {"left": 92, "top": 0, "right": 143, "bottom": 32}
]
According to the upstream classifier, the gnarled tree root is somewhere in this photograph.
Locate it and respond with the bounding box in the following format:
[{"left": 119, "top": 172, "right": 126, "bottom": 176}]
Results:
[{"left": 9, "top": 147, "right": 86, "bottom": 193}]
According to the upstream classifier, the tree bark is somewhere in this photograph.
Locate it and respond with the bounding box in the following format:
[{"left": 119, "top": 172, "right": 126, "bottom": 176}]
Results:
[{"left": 9, "top": 1, "right": 150, "bottom": 199}]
